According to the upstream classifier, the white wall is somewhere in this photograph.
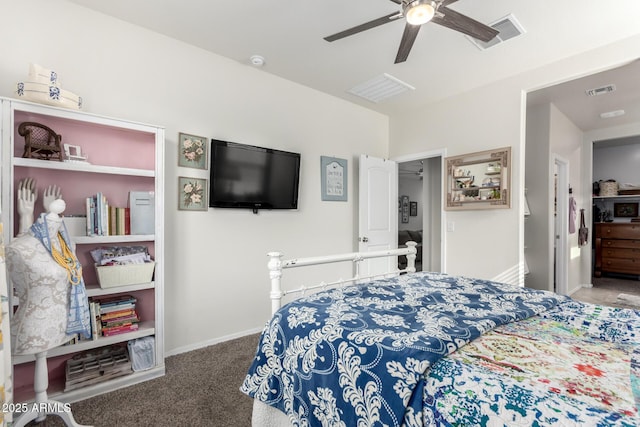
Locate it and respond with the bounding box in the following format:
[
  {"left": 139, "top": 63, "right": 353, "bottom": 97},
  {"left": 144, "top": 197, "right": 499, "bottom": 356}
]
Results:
[
  {"left": 389, "top": 33, "right": 640, "bottom": 285},
  {"left": 524, "top": 104, "right": 552, "bottom": 290},
  {"left": 0, "top": 0, "right": 389, "bottom": 354},
  {"left": 593, "top": 143, "right": 640, "bottom": 183}
]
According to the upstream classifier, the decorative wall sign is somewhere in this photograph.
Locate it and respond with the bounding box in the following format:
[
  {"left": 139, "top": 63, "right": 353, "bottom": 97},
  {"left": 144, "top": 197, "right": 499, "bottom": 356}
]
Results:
[
  {"left": 321, "top": 156, "right": 347, "bottom": 201},
  {"left": 178, "top": 132, "right": 208, "bottom": 169},
  {"left": 401, "top": 195, "right": 409, "bottom": 223},
  {"left": 178, "top": 177, "right": 207, "bottom": 211}
]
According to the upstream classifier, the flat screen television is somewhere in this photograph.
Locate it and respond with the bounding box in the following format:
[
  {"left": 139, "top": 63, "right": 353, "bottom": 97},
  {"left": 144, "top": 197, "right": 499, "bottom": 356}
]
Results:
[{"left": 209, "top": 139, "right": 301, "bottom": 212}]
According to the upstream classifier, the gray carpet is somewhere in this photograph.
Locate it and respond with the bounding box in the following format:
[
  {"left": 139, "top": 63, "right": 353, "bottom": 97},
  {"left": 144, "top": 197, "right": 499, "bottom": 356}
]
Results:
[{"left": 31, "top": 333, "right": 261, "bottom": 427}]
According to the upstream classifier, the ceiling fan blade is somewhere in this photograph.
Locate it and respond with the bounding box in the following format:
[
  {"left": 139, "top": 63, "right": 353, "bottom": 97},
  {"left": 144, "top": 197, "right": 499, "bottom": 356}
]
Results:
[
  {"left": 324, "top": 12, "right": 403, "bottom": 42},
  {"left": 432, "top": 7, "right": 498, "bottom": 42},
  {"left": 388, "top": 0, "right": 402, "bottom": 4},
  {"left": 395, "top": 23, "right": 421, "bottom": 64}
]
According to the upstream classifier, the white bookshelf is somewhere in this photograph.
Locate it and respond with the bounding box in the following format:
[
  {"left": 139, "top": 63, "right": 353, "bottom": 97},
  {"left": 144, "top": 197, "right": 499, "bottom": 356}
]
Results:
[{"left": 0, "top": 97, "right": 165, "bottom": 405}]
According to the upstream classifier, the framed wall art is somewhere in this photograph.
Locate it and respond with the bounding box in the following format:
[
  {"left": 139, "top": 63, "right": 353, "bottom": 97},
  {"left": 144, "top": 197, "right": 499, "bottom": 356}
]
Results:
[
  {"left": 178, "top": 176, "right": 207, "bottom": 211},
  {"left": 178, "top": 132, "right": 208, "bottom": 169},
  {"left": 445, "top": 146, "right": 511, "bottom": 210},
  {"left": 614, "top": 202, "right": 638, "bottom": 218},
  {"left": 321, "top": 156, "right": 348, "bottom": 201},
  {"left": 410, "top": 201, "right": 417, "bottom": 216}
]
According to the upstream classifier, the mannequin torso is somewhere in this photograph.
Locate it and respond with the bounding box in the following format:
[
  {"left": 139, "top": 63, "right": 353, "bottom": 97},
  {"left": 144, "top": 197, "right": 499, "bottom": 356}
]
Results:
[{"left": 7, "top": 203, "right": 71, "bottom": 355}]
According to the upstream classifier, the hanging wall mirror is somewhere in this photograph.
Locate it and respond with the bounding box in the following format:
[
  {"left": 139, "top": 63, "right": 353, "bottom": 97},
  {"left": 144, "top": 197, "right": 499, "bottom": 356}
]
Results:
[{"left": 445, "top": 146, "right": 511, "bottom": 210}]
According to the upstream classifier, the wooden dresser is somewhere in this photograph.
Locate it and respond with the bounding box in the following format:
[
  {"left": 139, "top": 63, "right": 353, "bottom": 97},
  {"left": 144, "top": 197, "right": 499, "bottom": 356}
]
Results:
[{"left": 595, "top": 223, "right": 640, "bottom": 277}]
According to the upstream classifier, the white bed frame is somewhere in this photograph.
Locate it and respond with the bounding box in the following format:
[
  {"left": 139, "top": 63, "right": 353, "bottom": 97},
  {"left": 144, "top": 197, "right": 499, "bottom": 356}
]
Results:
[
  {"left": 267, "top": 241, "right": 418, "bottom": 314},
  {"left": 255, "top": 241, "right": 417, "bottom": 426}
]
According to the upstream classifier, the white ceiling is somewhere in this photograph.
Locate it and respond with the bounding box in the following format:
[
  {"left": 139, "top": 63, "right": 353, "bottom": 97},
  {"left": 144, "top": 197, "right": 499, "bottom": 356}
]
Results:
[{"left": 68, "top": 0, "right": 640, "bottom": 130}]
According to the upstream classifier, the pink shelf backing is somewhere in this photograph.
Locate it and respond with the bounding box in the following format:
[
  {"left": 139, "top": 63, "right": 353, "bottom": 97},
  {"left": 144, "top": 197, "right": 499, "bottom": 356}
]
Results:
[{"left": 14, "top": 111, "right": 156, "bottom": 170}]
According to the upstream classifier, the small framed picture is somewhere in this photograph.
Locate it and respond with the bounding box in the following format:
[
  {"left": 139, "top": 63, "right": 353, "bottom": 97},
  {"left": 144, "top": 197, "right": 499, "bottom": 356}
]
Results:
[
  {"left": 614, "top": 202, "right": 639, "bottom": 218},
  {"left": 178, "top": 132, "right": 208, "bottom": 169},
  {"left": 410, "top": 201, "right": 417, "bottom": 216},
  {"left": 178, "top": 177, "right": 207, "bottom": 211},
  {"left": 321, "top": 156, "right": 348, "bottom": 201}
]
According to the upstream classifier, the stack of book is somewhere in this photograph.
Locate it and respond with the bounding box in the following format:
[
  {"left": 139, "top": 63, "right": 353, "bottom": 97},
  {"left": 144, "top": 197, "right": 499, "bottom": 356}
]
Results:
[
  {"left": 85, "top": 192, "right": 130, "bottom": 236},
  {"left": 90, "top": 295, "right": 140, "bottom": 338}
]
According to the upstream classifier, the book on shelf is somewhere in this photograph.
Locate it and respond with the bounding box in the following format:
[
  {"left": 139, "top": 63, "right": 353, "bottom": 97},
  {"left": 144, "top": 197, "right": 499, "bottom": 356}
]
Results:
[
  {"left": 102, "top": 323, "right": 140, "bottom": 337},
  {"left": 85, "top": 194, "right": 131, "bottom": 237},
  {"left": 101, "top": 309, "right": 137, "bottom": 321},
  {"left": 89, "top": 301, "right": 102, "bottom": 340},
  {"left": 95, "top": 294, "right": 137, "bottom": 307},
  {"left": 103, "top": 316, "right": 140, "bottom": 328}
]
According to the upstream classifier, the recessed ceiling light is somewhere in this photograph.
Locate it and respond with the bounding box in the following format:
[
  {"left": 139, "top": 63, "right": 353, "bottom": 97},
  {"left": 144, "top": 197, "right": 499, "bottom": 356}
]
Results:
[
  {"left": 249, "top": 55, "right": 265, "bottom": 67},
  {"left": 600, "top": 109, "right": 625, "bottom": 119}
]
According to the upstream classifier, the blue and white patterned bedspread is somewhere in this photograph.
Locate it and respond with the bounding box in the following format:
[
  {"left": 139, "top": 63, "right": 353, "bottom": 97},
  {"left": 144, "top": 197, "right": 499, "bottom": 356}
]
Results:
[{"left": 241, "top": 271, "right": 563, "bottom": 426}]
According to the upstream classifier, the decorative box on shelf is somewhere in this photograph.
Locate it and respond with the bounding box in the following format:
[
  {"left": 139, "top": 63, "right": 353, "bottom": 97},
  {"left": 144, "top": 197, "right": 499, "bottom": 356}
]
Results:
[
  {"left": 95, "top": 262, "right": 155, "bottom": 288},
  {"left": 65, "top": 345, "right": 132, "bottom": 392}
]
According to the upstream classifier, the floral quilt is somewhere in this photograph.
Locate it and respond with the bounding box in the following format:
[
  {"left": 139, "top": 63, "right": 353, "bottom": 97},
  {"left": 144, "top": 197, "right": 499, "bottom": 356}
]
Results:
[
  {"left": 241, "top": 271, "right": 575, "bottom": 426},
  {"left": 426, "top": 303, "right": 640, "bottom": 426}
]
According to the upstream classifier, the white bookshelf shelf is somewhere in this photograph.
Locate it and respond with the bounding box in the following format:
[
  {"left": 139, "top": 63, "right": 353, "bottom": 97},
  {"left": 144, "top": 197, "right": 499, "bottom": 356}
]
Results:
[
  {"left": 12, "top": 321, "right": 156, "bottom": 364},
  {"left": 13, "top": 157, "right": 155, "bottom": 177}
]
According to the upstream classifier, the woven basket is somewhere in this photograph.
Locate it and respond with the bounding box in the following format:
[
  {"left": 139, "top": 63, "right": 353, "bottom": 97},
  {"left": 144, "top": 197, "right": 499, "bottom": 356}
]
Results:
[
  {"left": 95, "top": 262, "right": 155, "bottom": 288},
  {"left": 599, "top": 181, "right": 618, "bottom": 197}
]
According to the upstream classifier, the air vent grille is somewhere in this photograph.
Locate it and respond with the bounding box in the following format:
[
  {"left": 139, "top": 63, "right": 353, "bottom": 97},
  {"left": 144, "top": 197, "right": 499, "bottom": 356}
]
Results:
[
  {"left": 586, "top": 84, "right": 616, "bottom": 96},
  {"left": 468, "top": 14, "right": 525, "bottom": 50},
  {"left": 348, "top": 73, "right": 415, "bottom": 103}
]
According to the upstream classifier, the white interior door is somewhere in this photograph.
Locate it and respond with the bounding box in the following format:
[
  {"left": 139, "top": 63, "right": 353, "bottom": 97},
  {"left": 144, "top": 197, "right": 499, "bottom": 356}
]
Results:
[{"left": 358, "top": 154, "right": 398, "bottom": 275}]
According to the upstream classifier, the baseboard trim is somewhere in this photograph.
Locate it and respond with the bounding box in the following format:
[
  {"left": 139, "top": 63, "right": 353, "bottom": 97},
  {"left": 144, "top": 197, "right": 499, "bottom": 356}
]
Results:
[{"left": 165, "top": 326, "right": 264, "bottom": 357}]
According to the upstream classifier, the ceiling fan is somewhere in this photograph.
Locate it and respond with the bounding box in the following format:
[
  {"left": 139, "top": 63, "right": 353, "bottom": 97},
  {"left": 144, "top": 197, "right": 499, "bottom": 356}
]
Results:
[{"left": 324, "top": 0, "right": 499, "bottom": 64}]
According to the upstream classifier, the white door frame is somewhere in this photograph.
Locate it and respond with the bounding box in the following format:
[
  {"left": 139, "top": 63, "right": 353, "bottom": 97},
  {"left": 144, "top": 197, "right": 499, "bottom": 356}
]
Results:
[
  {"left": 553, "top": 154, "right": 569, "bottom": 295},
  {"left": 393, "top": 149, "right": 446, "bottom": 272}
]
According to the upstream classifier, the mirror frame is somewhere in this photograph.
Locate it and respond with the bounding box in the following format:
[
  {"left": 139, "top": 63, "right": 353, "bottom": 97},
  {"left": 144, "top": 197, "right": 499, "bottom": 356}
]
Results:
[{"left": 445, "top": 146, "right": 511, "bottom": 210}]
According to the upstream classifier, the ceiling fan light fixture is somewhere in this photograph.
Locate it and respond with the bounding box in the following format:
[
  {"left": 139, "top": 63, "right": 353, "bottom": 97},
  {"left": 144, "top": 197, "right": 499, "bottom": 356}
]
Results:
[{"left": 404, "top": 0, "right": 436, "bottom": 26}]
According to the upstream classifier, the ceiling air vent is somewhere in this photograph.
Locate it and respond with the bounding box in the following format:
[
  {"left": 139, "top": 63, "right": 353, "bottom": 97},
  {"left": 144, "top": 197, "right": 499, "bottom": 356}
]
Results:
[
  {"left": 586, "top": 84, "right": 616, "bottom": 97},
  {"left": 348, "top": 73, "right": 415, "bottom": 103},
  {"left": 467, "top": 14, "right": 525, "bottom": 50}
]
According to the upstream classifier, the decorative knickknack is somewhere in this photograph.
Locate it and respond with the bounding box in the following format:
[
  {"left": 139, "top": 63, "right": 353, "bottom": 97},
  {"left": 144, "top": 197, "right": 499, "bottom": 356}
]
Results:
[
  {"left": 18, "top": 121, "right": 62, "bottom": 161},
  {"left": 15, "top": 63, "right": 82, "bottom": 110}
]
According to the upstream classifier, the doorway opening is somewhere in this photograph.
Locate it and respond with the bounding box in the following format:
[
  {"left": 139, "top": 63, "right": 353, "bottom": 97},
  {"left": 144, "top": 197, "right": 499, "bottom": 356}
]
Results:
[{"left": 396, "top": 151, "right": 444, "bottom": 273}]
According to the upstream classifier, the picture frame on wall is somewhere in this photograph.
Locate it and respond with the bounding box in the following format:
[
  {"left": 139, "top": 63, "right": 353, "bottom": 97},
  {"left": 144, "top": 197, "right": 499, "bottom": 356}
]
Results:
[
  {"left": 410, "top": 201, "right": 417, "bottom": 216},
  {"left": 178, "top": 132, "right": 208, "bottom": 169},
  {"left": 614, "top": 202, "right": 639, "bottom": 218},
  {"left": 400, "top": 195, "right": 409, "bottom": 223},
  {"left": 320, "top": 156, "right": 348, "bottom": 201},
  {"left": 178, "top": 176, "right": 208, "bottom": 211}
]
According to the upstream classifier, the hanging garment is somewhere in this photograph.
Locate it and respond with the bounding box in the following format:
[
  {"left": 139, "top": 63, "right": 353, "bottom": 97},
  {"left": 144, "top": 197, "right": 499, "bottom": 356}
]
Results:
[{"left": 579, "top": 209, "right": 589, "bottom": 246}]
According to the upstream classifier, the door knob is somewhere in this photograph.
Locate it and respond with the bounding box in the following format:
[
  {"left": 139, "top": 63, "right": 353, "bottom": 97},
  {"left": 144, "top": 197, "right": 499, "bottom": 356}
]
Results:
[{"left": 360, "top": 237, "right": 369, "bottom": 243}]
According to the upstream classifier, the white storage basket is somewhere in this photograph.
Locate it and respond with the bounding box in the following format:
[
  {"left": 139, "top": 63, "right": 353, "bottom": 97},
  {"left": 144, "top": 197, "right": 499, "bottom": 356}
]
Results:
[{"left": 95, "top": 262, "right": 155, "bottom": 288}]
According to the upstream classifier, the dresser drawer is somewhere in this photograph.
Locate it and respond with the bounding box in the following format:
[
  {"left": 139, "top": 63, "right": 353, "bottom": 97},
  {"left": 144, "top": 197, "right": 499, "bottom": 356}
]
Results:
[
  {"left": 601, "top": 247, "right": 640, "bottom": 259},
  {"left": 601, "top": 257, "right": 640, "bottom": 274},
  {"left": 602, "top": 239, "right": 640, "bottom": 250},
  {"left": 596, "top": 223, "right": 640, "bottom": 239}
]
